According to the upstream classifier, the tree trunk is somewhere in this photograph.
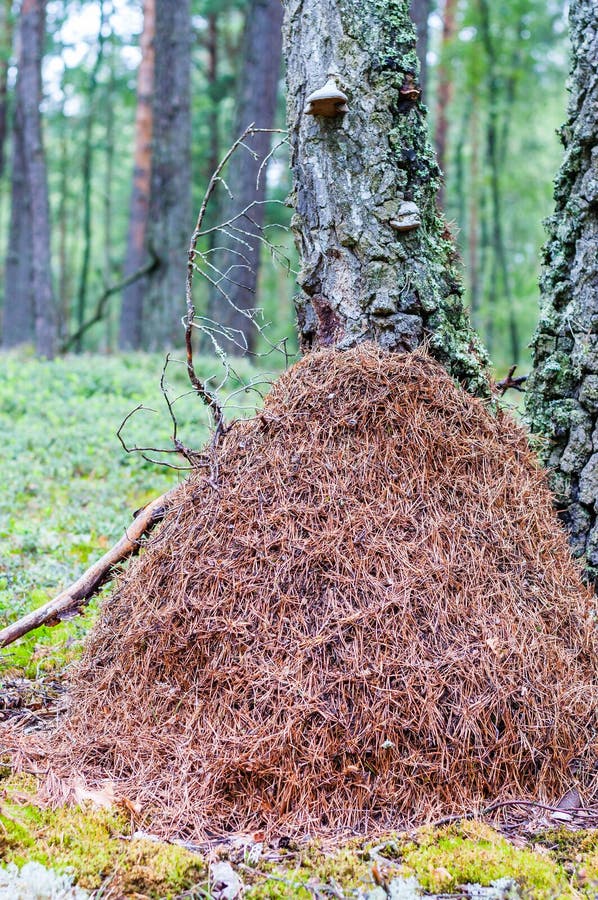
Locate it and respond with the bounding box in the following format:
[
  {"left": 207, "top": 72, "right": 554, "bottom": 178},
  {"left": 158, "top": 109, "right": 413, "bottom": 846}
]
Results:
[
  {"left": 2, "top": 98, "right": 33, "bottom": 347},
  {"left": 478, "top": 0, "right": 519, "bottom": 364},
  {"left": 119, "top": 0, "right": 155, "bottom": 351},
  {"left": 74, "top": 0, "right": 106, "bottom": 352},
  {"left": 208, "top": 0, "right": 283, "bottom": 355},
  {"left": 409, "top": 0, "right": 430, "bottom": 101},
  {"left": 0, "top": 0, "right": 13, "bottom": 180},
  {"left": 283, "top": 0, "right": 488, "bottom": 396},
  {"left": 435, "top": 0, "right": 457, "bottom": 209},
  {"left": 144, "top": 0, "right": 191, "bottom": 349},
  {"left": 526, "top": 0, "right": 598, "bottom": 585},
  {"left": 19, "top": 0, "right": 56, "bottom": 358}
]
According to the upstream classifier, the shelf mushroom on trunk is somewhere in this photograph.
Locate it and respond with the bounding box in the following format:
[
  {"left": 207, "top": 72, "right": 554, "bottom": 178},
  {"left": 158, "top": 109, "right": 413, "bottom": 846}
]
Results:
[{"left": 304, "top": 74, "right": 349, "bottom": 117}]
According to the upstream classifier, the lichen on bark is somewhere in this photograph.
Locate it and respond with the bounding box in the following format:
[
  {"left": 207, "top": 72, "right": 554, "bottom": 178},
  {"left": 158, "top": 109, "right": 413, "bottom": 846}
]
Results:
[
  {"left": 526, "top": 0, "right": 598, "bottom": 584},
  {"left": 282, "top": 0, "right": 488, "bottom": 396}
]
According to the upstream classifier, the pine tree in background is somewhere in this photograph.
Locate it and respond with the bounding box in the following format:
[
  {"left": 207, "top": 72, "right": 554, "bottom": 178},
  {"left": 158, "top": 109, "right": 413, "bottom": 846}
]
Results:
[
  {"left": 208, "top": 0, "right": 284, "bottom": 354},
  {"left": 3, "top": 0, "right": 55, "bottom": 357},
  {"left": 143, "top": 0, "right": 192, "bottom": 349},
  {"left": 526, "top": 0, "right": 598, "bottom": 584},
  {"left": 410, "top": 0, "right": 430, "bottom": 99},
  {"left": 283, "top": 0, "right": 488, "bottom": 395},
  {"left": 119, "top": 0, "right": 155, "bottom": 351},
  {"left": 0, "top": 0, "right": 13, "bottom": 179}
]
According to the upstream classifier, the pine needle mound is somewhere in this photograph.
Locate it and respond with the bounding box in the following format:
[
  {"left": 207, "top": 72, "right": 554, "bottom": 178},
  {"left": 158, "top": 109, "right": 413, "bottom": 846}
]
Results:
[{"left": 44, "top": 345, "right": 598, "bottom": 838}]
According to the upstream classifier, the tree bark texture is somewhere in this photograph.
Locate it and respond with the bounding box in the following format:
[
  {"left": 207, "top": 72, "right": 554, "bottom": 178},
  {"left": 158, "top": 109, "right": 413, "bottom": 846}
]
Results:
[
  {"left": 283, "top": 0, "right": 488, "bottom": 396},
  {"left": 119, "top": 0, "right": 155, "bottom": 351},
  {"left": 409, "top": 0, "right": 430, "bottom": 101},
  {"left": 208, "top": 0, "right": 283, "bottom": 354},
  {"left": 18, "top": 0, "right": 56, "bottom": 358},
  {"left": 526, "top": 0, "right": 598, "bottom": 584},
  {"left": 144, "top": 0, "right": 191, "bottom": 349}
]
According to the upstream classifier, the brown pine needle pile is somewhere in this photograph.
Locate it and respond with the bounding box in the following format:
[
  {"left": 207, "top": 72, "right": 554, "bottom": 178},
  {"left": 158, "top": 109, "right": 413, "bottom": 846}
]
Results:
[{"left": 18, "top": 345, "right": 598, "bottom": 839}]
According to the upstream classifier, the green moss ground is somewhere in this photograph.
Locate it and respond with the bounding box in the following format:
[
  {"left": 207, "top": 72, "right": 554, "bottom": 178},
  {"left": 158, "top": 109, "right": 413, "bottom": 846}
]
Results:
[{"left": 0, "top": 775, "right": 597, "bottom": 898}]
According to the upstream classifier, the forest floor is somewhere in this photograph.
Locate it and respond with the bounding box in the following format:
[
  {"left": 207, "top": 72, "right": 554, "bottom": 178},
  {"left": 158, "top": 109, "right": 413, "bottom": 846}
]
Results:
[{"left": 0, "top": 352, "right": 596, "bottom": 900}]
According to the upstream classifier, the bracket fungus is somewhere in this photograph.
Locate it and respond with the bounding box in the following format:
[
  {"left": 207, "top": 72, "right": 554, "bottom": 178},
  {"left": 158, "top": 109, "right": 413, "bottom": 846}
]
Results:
[
  {"left": 390, "top": 201, "right": 421, "bottom": 233},
  {"left": 304, "top": 75, "right": 349, "bottom": 117}
]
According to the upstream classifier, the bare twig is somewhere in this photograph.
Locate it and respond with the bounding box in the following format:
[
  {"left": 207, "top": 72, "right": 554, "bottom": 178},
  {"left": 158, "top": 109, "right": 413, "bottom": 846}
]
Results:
[
  {"left": 0, "top": 487, "right": 179, "bottom": 648},
  {"left": 430, "top": 796, "right": 598, "bottom": 828},
  {"left": 184, "top": 124, "right": 291, "bottom": 446}
]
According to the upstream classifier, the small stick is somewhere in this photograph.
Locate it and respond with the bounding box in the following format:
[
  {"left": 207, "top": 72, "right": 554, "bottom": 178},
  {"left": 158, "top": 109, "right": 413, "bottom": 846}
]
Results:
[
  {"left": 496, "top": 365, "right": 528, "bottom": 395},
  {"left": 0, "top": 487, "right": 178, "bottom": 649}
]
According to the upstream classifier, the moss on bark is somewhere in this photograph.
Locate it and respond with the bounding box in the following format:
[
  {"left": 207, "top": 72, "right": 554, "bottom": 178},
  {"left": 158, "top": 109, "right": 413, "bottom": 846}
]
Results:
[
  {"left": 526, "top": 0, "right": 598, "bottom": 584},
  {"left": 283, "top": 0, "right": 489, "bottom": 396}
]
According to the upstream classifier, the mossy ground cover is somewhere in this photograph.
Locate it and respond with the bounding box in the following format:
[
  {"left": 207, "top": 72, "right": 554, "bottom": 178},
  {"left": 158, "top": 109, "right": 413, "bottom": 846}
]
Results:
[
  {"left": 0, "top": 774, "right": 597, "bottom": 898},
  {"left": 0, "top": 351, "right": 596, "bottom": 898}
]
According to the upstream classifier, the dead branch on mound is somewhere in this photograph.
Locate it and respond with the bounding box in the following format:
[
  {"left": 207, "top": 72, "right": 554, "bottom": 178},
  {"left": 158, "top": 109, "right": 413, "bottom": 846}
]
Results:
[
  {"left": 0, "top": 487, "right": 178, "bottom": 649},
  {"left": 184, "top": 124, "right": 291, "bottom": 444}
]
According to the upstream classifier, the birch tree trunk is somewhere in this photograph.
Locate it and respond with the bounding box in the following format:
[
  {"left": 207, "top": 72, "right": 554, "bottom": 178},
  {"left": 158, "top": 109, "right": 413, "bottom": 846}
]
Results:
[
  {"left": 283, "top": 0, "right": 488, "bottom": 396},
  {"left": 526, "top": 0, "right": 598, "bottom": 585},
  {"left": 119, "top": 0, "right": 155, "bottom": 351}
]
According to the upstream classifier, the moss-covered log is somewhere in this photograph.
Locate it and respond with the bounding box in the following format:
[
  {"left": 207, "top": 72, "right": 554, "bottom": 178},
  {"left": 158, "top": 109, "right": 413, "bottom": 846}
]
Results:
[
  {"left": 526, "top": 0, "right": 598, "bottom": 585},
  {"left": 282, "top": 0, "right": 488, "bottom": 395}
]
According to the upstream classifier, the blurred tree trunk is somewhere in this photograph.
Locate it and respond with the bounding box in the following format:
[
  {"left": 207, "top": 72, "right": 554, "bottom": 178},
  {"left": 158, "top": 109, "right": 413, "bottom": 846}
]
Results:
[
  {"left": 283, "top": 0, "right": 488, "bottom": 396},
  {"left": 206, "top": 11, "right": 219, "bottom": 238},
  {"left": 57, "top": 120, "right": 69, "bottom": 342},
  {"left": 468, "top": 105, "right": 481, "bottom": 324},
  {"left": 3, "top": 0, "right": 55, "bottom": 356},
  {"left": 478, "top": 0, "right": 519, "bottom": 364},
  {"left": 208, "top": 0, "right": 283, "bottom": 355},
  {"left": 435, "top": 0, "right": 456, "bottom": 209},
  {"left": 74, "top": 0, "right": 106, "bottom": 352},
  {"left": 119, "top": 0, "right": 155, "bottom": 350},
  {"left": 2, "top": 96, "right": 32, "bottom": 346},
  {"left": 103, "top": 44, "right": 116, "bottom": 349},
  {"left": 144, "top": 0, "right": 191, "bottom": 349},
  {"left": 0, "top": 0, "right": 13, "bottom": 179},
  {"left": 526, "top": 0, "right": 598, "bottom": 585},
  {"left": 410, "top": 0, "right": 430, "bottom": 100}
]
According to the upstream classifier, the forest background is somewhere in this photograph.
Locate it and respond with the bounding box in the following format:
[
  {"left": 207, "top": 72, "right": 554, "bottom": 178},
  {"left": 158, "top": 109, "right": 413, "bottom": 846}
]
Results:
[
  {"left": 0, "top": 0, "right": 576, "bottom": 663},
  {"left": 0, "top": 0, "right": 572, "bottom": 372}
]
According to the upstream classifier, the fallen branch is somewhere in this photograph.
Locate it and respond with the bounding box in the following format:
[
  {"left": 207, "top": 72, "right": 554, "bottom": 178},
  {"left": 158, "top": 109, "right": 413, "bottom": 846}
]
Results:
[
  {"left": 0, "top": 487, "right": 178, "bottom": 649},
  {"left": 60, "top": 253, "right": 159, "bottom": 353}
]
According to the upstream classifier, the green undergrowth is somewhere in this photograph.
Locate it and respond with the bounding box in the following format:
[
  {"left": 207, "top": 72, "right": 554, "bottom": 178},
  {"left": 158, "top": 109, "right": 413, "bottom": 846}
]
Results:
[
  {"left": 0, "top": 350, "right": 274, "bottom": 678},
  {"left": 0, "top": 776, "right": 596, "bottom": 898}
]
